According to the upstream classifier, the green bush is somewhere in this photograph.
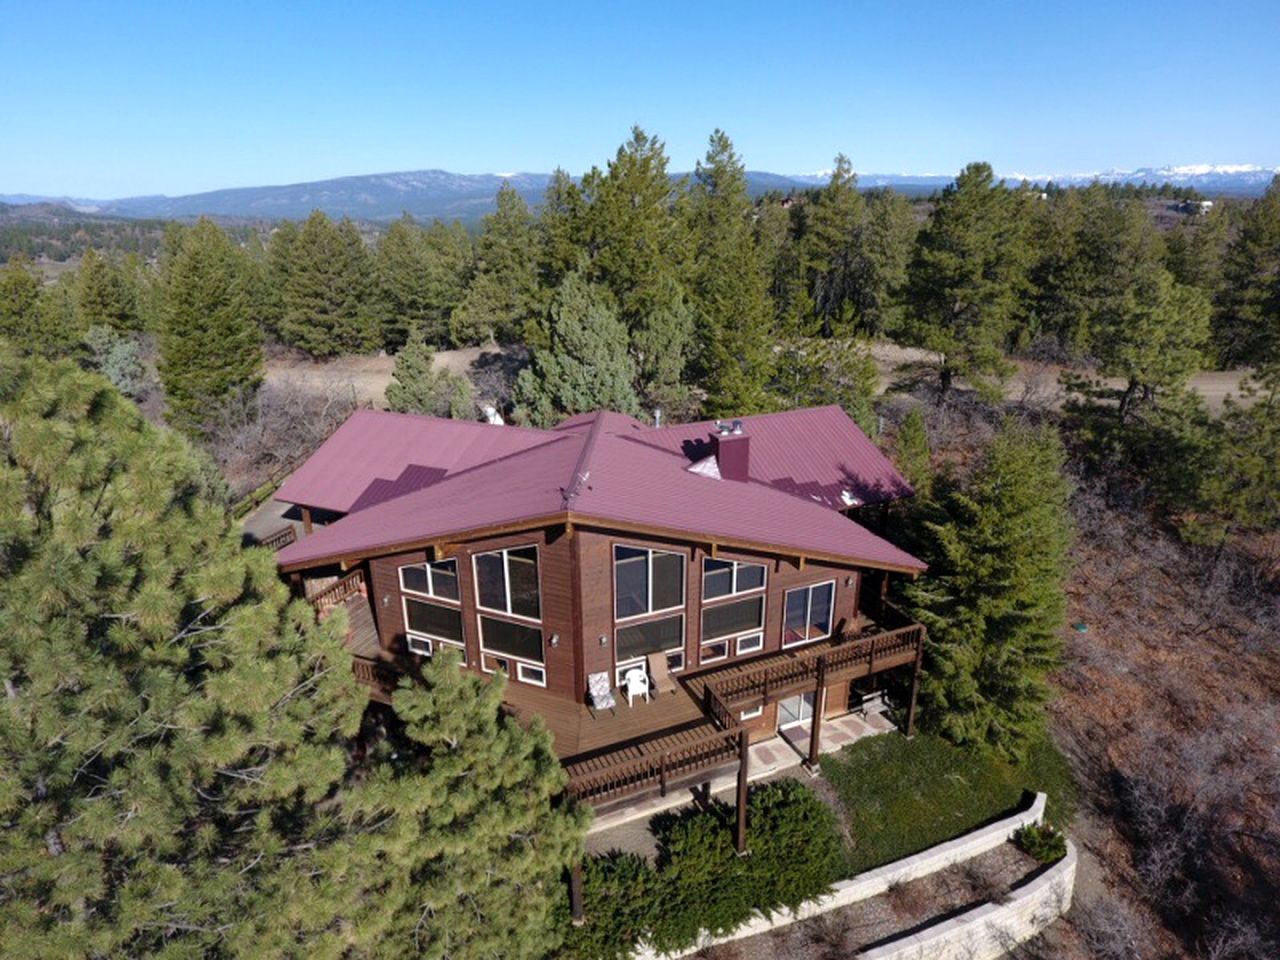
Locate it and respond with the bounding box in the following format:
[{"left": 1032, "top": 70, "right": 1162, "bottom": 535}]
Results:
[
  {"left": 1013, "top": 822, "right": 1068, "bottom": 863},
  {"left": 560, "top": 779, "right": 842, "bottom": 959}
]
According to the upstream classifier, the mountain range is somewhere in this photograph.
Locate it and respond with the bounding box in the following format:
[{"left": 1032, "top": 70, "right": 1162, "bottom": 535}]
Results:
[{"left": 3, "top": 164, "right": 1275, "bottom": 224}]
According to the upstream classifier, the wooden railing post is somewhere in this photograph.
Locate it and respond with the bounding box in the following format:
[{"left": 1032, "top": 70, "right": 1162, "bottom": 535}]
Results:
[
  {"left": 906, "top": 629, "right": 925, "bottom": 738},
  {"left": 735, "top": 728, "right": 750, "bottom": 855},
  {"left": 659, "top": 751, "right": 668, "bottom": 797}
]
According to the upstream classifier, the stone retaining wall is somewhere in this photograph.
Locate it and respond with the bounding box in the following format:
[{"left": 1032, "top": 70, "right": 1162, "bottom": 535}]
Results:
[{"left": 636, "top": 792, "right": 1062, "bottom": 960}]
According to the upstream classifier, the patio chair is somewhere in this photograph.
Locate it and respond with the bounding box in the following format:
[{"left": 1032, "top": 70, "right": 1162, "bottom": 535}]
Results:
[
  {"left": 623, "top": 667, "right": 650, "bottom": 707},
  {"left": 587, "top": 671, "right": 616, "bottom": 713},
  {"left": 646, "top": 651, "right": 678, "bottom": 696}
]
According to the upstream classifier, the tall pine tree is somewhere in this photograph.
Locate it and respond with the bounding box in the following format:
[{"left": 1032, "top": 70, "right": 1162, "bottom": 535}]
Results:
[
  {"left": 904, "top": 421, "right": 1073, "bottom": 761},
  {"left": 450, "top": 184, "right": 541, "bottom": 346},
  {"left": 1216, "top": 175, "right": 1280, "bottom": 365},
  {"left": 158, "top": 218, "right": 264, "bottom": 435}
]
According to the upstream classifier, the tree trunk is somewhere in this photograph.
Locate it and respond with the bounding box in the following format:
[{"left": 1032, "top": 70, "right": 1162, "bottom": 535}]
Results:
[{"left": 1118, "top": 378, "right": 1139, "bottom": 422}]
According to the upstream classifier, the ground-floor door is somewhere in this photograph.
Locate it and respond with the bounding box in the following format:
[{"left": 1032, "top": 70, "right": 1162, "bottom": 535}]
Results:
[{"left": 777, "top": 692, "right": 815, "bottom": 730}]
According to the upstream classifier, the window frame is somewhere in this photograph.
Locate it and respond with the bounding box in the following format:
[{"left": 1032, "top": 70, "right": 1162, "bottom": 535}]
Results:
[
  {"left": 701, "top": 557, "right": 767, "bottom": 602},
  {"left": 781, "top": 580, "right": 836, "bottom": 649},
  {"left": 471, "top": 545, "right": 543, "bottom": 623},
  {"left": 613, "top": 543, "right": 687, "bottom": 623},
  {"left": 516, "top": 662, "right": 547, "bottom": 687},
  {"left": 398, "top": 558, "right": 462, "bottom": 603},
  {"left": 740, "top": 705, "right": 764, "bottom": 721},
  {"left": 477, "top": 613, "right": 545, "bottom": 670},
  {"left": 735, "top": 632, "right": 764, "bottom": 656},
  {"left": 401, "top": 595, "right": 467, "bottom": 657},
  {"left": 699, "top": 639, "right": 730, "bottom": 664},
  {"left": 613, "top": 613, "right": 686, "bottom": 683}
]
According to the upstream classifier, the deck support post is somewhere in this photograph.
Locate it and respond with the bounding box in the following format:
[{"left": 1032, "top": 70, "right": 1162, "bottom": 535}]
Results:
[
  {"left": 805, "top": 658, "right": 827, "bottom": 772},
  {"left": 288, "top": 572, "right": 304, "bottom": 599},
  {"left": 569, "top": 863, "right": 585, "bottom": 926},
  {"left": 301, "top": 506, "right": 313, "bottom": 535},
  {"left": 659, "top": 752, "right": 668, "bottom": 797},
  {"left": 905, "top": 633, "right": 925, "bottom": 738},
  {"left": 735, "top": 728, "right": 750, "bottom": 855}
]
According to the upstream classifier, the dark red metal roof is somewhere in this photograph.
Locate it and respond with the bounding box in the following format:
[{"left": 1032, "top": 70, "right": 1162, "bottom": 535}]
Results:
[{"left": 276, "top": 407, "right": 924, "bottom": 573}]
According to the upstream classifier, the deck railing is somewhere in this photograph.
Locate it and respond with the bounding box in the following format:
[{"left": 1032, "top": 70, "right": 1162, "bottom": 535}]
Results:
[
  {"left": 310, "top": 569, "right": 366, "bottom": 617},
  {"left": 566, "top": 725, "right": 742, "bottom": 804},
  {"left": 701, "top": 682, "right": 739, "bottom": 732},
  {"left": 260, "top": 525, "right": 297, "bottom": 551},
  {"left": 713, "top": 620, "right": 925, "bottom": 706}
]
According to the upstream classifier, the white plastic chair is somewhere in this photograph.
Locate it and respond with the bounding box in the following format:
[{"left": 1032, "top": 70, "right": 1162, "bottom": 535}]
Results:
[{"left": 623, "top": 667, "right": 650, "bottom": 707}]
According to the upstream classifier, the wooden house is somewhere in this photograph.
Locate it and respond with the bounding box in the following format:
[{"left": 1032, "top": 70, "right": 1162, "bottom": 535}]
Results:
[{"left": 271, "top": 406, "right": 928, "bottom": 846}]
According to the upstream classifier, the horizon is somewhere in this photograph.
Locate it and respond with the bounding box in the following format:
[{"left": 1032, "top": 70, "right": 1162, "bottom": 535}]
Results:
[{"left": 3, "top": 0, "right": 1279, "bottom": 197}]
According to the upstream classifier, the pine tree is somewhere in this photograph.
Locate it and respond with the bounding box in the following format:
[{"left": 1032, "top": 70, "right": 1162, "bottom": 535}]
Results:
[
  {"left": 385, "top": 338, "right": 475, "bottom": 418},
  {"left": 279, "top": 211, "right": 385, "bottom": 356},
  {"left": 537, "top": 168, "right": 588, "bottom": 296},
  {"left": 855, "top": 189, "right": 918, "bottom": 338},
  {"left": 419, "top": 219, "right": 473, "bottom": 344},
  {"left": 75, "top": 246, "right": 137, "bottom": 331},
  {"left": 263, "top": 219, "right": 299, "bottom": 337},
  {"left": 377, "top": 215, "right": 433, "bottom": 351},
  {"left": 894, "top": 405, "right": 933, "bottom": 500},
  {"left": 1216, "top": 175, "right": 1280, "bottom": 365},
  {"left": 241, "top": 657, "right": 588, "bottom": 959},
  {"left": 450, "top": 184, "right": 541, "bottom": 346},
  {"left": 0, "top": 254, "right": 44, "bottom": 349},
  {"left": 158, "top": 217, "right": 264, "bottom": 435},
  {"left": 1093, "top": 266, "right": 1211, "bottom": 420},
  {"left": 686, "top": 130, "right": 775, "bottom": 416},
  {"left": 0, "top": 355, "right": 363, "bottom": 957},
  {"left": 904, "top": 421, "right": 1074, "bottom": 761},
  {"left": 770, "top": 337, "right": 877, "bottom": 432},
  {"left": 905, "top": 163, "right": 1036, "bottom": 398},
  {"left": 513, "top": 270, "right": 641, "bottom": 426},
  {"left": 800, "top": 155, "right": 865, "bottom": 337}
]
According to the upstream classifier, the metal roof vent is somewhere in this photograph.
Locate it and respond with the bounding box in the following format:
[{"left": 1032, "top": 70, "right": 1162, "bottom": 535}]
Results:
[{"left": 731, "top": 419, "right": 744, "bottom": 435}]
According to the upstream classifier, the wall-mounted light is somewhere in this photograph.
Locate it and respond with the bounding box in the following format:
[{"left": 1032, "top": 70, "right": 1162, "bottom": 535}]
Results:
[
  {"left": 382, "top": 595, "right": 391, "bottom": 607},
  {"left": 845, "top": 577, "right": 854, "bottom": 587},
  {"left": 599, "top": 635, "right": 608, "bottom": 647},
  {"left": 549, "top": 634, "right": 559, "bottom": 647}
]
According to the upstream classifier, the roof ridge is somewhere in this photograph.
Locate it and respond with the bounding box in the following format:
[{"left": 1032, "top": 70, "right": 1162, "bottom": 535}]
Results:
[{"left": 560, "top": 411, "right": 607, "bottom": 507}]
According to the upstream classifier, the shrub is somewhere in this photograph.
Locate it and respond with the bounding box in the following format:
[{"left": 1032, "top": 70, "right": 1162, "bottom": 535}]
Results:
[
  {"left": 1014, "top": 822, "right": 1067, "bottom": 863},
  {"left": 562, "top": 779, "right": 842, "bottom": 959}
]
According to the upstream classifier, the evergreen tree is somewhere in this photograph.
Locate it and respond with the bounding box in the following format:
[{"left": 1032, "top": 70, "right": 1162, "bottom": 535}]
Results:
[
  {"left": 686, "top": 130, "right": 774, "bottom": 416},
  {"left": 894, "top": 405, "right": 933, "bottom": 500},
  {"left": 419, "top": 219, "right": 473, "bottom": 344},
  {"left": 385, "top": 338, "right": 475, "bottom": 418},
  {"left": 855, "top": 189, "right": 918, "bottom": 338},
  {"left": 800, "top": 155, "right": 866, "bottom": 336},
  {"left": 1216, "top": 175, "right": 1280, "bottom": 365},
  {"left": 629, "top": 272, "right": 696, "bottom": 416},
  {"left": 75, "top": 246, "right": 137, "bottom": 331},
  {"left": 513, "top": 270, "right": 641, "bottom": 426},
  {"left": 905, "top": 163, "right": 1036, "bottom": 398},
  {"left": 83, "top": 325, "right": 148, "bottom": 399},
  {"left": 537, "top": 168, "right": 588, "bottom": 296},
  {"left": 904, "top": 422, "right": 1073, "bottom": 761},
  {"left": 1197, "top": 363, "right": 1280, "bottom": 539},
  {"left": 262, "top": 219, "right": 299, "bottom": 337},
  {"left": 158, "top": 217, "right": 264, "bottom": 435},
  {"left": 35, "top": 274, "right": 84, "bottom": 357},
  {"left": 1164, "top": 202, "right": 1229, "bottom": 297},
  {"left": 0, "top": 254, "right": 44, "bottom": 349},
  {"left": 0, "top": 355, "right": 363, "bottom": 957},
  {"left": 450, "top": 184, "right": 541, "bottom": 346},
  {"left": 280, "top": 212, "right": 384, "bottom": 356},
  {"left": 245, "top": 657, "right": 588, "bottom": 959},
  {"left": 770, "top": 337, "right": 877, "bottom": 432},
  {"left": 378, "top": 215, "right": 434, "bottom": 351},
  {"left": 1093, "top": 266, "right": 1211, "bottom": 420}
]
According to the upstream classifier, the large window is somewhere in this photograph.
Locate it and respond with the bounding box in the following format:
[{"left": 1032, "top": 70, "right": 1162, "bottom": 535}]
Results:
[
  {"left": 702, "top": 558, "right": 766, "bottom": 601},
  {"left": 614, "top": 614, "right": 685, "bottom": 684},
  {"left": 473, "top": 546, "right": 540, "bottom": 620},
  {"left": 403, "top": 597, "right": 466, "bottom": 661},
  {"left": 614, "top": 545, "right": 685, "bottom": 620},
  {"left": 701, "top": 596, "right": 765, "bottom": 642},
  {"left": 399, "top": 559, "right": 460, "bottom": 601},
  {"left": 783, "top": 581, "right": 835, "bottom": 648},
  {"left": 479, "top": 615, "right": 543, "bottom": 663}
]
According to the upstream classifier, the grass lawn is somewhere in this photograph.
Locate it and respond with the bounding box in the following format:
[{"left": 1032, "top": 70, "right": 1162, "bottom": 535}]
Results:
[{"left": 820, "top": 732, "right": 1077, "bottom": 875}]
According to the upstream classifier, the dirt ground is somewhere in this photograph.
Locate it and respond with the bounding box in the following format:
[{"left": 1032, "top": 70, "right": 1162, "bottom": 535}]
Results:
[
  {"left": 696, "top": 843, "right": 1040, "bottom": 960},
  {"left": 265, "top": 343, "right": 1251, "bottom": 415}
]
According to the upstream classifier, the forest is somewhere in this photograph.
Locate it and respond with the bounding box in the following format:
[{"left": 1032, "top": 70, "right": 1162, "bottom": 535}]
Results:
[{"left": 1, "top": 128, "right": 1277, "bottom": 958}]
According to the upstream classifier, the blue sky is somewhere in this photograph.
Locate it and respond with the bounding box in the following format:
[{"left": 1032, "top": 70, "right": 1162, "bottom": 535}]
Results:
[{"left": 2, "top": 0, "right": 1278, "bottom": 197}]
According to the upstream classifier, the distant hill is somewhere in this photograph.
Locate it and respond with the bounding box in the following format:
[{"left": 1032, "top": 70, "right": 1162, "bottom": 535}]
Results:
[{"left": 3, "top": 164, "right": 1275, "bottom": 225}]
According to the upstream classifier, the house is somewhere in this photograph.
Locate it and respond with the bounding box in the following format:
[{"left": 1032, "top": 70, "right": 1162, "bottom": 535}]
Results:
[{"left": 270, "top": 405, "right": 928, "bottom": 852}]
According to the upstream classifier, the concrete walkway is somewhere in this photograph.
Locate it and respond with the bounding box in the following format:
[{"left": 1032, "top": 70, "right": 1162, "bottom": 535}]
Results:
[{"left": 585, "top": 710, "right": 895, "bottom": 856}]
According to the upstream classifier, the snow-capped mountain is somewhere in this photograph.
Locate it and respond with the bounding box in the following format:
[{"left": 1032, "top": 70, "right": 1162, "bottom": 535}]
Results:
[{"left": 2, "top": 164, "right": 1274, "bottom": 224}]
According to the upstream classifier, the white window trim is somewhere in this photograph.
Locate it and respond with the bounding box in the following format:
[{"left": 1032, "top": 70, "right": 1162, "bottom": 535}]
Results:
[
  {"left": 476, "top": 613, "right": 546, "bottom": 671},
  {"left": 402, "top": 596, "right": 466, "bottom": 651},
  {"left": 740, "top": 705, "right": 764, "bottom": 721},
  {"left": 516, "top": 662, "right": 547, "bottom": 688},
  {"left": 613, "top": 544, "right": 687, "bottom": 623},
  {"left": 699, "top": 639, "right": 730, "bottom": 664},
  {"left": 701, "top": 557, "right": 768, "bottom": 603},
  {"left": 782, "top": 580, "right": 836, "bottom": 649},
  {"left": 471, "top": 546, "right": 543, "bottom": 624},
  {"left": 735, "top": 632, "right": 764, "bottom": 656},
  {"left": 398, "top": 559, "right": 462, "bottom": 604}
]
